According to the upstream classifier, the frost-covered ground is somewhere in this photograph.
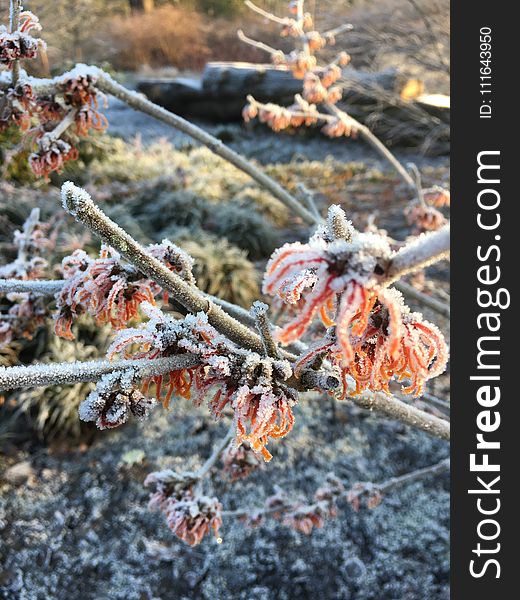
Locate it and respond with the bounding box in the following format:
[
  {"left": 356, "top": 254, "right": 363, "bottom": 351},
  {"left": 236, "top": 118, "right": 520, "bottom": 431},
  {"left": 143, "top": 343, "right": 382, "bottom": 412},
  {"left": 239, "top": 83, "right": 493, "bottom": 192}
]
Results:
[{"left": 1, "top": 394, "right": 449, "bottom": 600}]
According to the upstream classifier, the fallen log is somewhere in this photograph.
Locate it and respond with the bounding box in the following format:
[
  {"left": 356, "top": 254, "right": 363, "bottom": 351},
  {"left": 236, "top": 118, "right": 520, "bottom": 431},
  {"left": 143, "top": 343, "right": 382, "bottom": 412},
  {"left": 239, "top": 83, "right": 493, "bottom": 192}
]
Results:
[
  {"left": 136, "top": 62, "right": 449, "bottom": 153},
  {"left": 137, "top": 61, "right": 413, "bottom": 121}
]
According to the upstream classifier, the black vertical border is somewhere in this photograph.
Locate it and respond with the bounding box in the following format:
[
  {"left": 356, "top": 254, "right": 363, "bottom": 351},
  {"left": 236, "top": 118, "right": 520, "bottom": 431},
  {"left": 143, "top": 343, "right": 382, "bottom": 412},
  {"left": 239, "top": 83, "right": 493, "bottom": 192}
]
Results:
[{"left": 451, "top": 1, "right": 516, "bottom": 596}]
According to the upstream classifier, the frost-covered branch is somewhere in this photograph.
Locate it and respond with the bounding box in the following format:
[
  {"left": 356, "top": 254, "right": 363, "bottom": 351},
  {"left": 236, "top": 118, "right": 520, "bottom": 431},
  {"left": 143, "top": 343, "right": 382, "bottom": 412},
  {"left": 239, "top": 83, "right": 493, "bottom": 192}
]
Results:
[
  {"left": 223, "top": 457, "right": 449, "bottom": 518},
  {"left": 0, "top": 354, "right": 200, "bottom": 391},
  {"left": 385, "top": 225, "right": 450, "bottom": 284},
  {"left": 0, "top": 278, "right": 65, "bottom": 295},
  {"left": 60, "top": 182, "right": 267, "bottom": 354},
  {"left": 251, "top": 301, "right": 279, "bottom": 358},
  {"left": 365, "top": 457, "right": 450, "bottom": 494},
  {"left": 324, "top": 102, "right": 417, "bottom": 192},
  {"left": 237, "top": 29, "right": 281, "bottom": 56},
  {"left": 91, "top": 71, "right": 317, "bottom": 226},
  {"left": 9, "top": 0, "right": 23, "bottom": 85},
  {"left": 243, "top": 1, "right": 289, "bottom": 25},
  {"left": 346, "top": 387, "right": 450, "bottom": 440},
  {"left": 196, "top": 423, "right": 236, "bottom": 479}
]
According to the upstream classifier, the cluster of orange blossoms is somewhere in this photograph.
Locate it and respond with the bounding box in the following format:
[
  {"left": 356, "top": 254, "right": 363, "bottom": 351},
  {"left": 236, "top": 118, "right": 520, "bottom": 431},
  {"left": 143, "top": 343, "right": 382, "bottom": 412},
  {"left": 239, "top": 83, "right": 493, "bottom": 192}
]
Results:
[
  {"left": 241, "top": 0, "right": 354, "bottom": 138},
  {"left": 0, "top": 11, "right": 43, "bottom": 69},
  {"left": 54, "top": 240, "right": 192, "bottom": 340},
  {"left": 108, "top": 303, "right": 298, "bottom": 462},
  {"left": 1, "top": 8, "right": 108, "bottom": 178},
  {"left": 145, "top": 471, "right": 222, "bottom": 547},
  {"left": 263, "top": 205, "right": 448, "bottom": 398}
]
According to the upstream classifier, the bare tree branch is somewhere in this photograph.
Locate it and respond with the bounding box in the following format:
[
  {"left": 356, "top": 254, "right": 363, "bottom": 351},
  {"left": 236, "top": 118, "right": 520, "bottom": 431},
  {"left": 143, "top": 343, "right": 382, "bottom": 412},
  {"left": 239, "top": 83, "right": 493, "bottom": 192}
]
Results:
[{"left": 0, "top": 354, "right": 200, "bottom": 391}]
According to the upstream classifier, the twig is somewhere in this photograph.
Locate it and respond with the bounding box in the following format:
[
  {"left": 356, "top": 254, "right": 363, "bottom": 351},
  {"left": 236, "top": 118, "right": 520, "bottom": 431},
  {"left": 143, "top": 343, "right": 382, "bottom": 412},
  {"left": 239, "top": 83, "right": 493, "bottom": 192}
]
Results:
[
  {"left": 223, "top": 457, "right": 450, "bottom": 518},
  {"left": 244, "top": 1, "right": 289, "bottom": 25},
  {"left": 9, "top": 0, "right": 23, "bottom": 86},
  {"left": 346, "top": 387, "right": 450, "bottom": 440},
  {"left": 251, "top": 301, "right": 279, "bottom": 358},
  {"left": 38, "top": 108, "right": 78, "bottom": 145},
  {"left": 375, "top": 457, "right": 450, "bottom": 493},
  {"left": 13, "top": 207, "right": 40, "bottom": 266},
  {"left": 196, "top": 423, "right": 235, "bottom": 479},
  {"left": 420, "top": 392, "right": 450, "bottom": 412},
  {"left": 296, "top": 183, "right": 321, "bottom": 220},
  {"left": 295, "top": 0, "right": 310, "bottom": 55},
  {"left": 237, "top": 29, "right": 281, "bottom": 57},
  {"left": 0, "top": 278, "right": 65, "bottom": 295},
  {"left": 394, "top": 280, "right": 450, "bottom": 317},
  {"left": 0, "top": 354, "right": 200, "bottom": 391},
  {"left": 322, "top": 23, "right": 354, "bottom": 39},
  {"left": 325, "top": 102, "right": 418, "bottom": 193},
  {"left": 385, "top": 224, "right": 450, "bottom": 284},
  {"left": 407, "top": 162, "right": 425, "bottom": 205}
]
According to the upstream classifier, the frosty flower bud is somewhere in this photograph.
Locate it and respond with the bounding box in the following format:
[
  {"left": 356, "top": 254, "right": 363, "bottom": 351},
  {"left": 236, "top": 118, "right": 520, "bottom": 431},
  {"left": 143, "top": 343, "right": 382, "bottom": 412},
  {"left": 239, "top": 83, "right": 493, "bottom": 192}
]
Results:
[
  {"left": 423, "top": 186, "right": 451, "bottom": 207},
  {"left": 242, "top": 101, "right": 258, "bottom": 123},
  {"left": 79, "top": 370, "right": 157, "bottom": 430},
  {"left": 405, "top": 204, "right": 447, "bottom": 232},
  {"left": 321, "top": 117, "right": 356, "bottom": 138},
  {"left": 320, "top": 64, "right": 342, "bottom": 88},
  {"left": 347, "top": 482, "right": 383, "bottom": 512},
  {"left": 29, "top": 137, "right": 79, "bottom": 178},
  {"left": 306, "top": 31, "right": 326, "bottom": 51},
  {"left": 326, "top": 86, "right": 343, "bottom": 104},
  {"left": 222, "top": 442, "right": 262, "bottom": 481},
  {"left": 337, "top": 51, "right": 351, "bottom": 67},
  {"left": 145, "top": 471, "right": 222, "bottom": 546}
]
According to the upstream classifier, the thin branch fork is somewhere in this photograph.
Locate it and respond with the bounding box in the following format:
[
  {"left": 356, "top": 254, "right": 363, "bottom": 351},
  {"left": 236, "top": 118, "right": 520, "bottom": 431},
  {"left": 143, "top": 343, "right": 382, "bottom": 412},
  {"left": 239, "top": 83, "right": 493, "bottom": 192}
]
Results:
[
  {"left": 196, "top": 423, "right": 235, "bottom": 479},
  {"left": 324, "top": 102, "right": 418, "bottom": 193},
  {"left": 0, "top": 354, "right": 200, "bottom": 391},
  {"left": 237, "top": 29, "right": 281, "bottom": 57}
]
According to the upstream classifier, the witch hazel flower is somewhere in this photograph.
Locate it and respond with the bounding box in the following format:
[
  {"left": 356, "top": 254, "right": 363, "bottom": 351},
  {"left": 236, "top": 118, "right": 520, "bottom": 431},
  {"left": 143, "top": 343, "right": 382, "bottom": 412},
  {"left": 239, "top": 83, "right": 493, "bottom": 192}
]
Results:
[
  {"left": 264, "top": 205, "right": 448, "bottom": 397},
  {"left": 145, "top": 470, "right": 222, "bottom": 546},
  {"left": 55, "top": 240, "right": 192, "bottom": 340},
  {"left": 79, "top": 370, "right": 157, "bottom": 430},
  {"left": 0, "top": 11, "right": 44, "bottom": 69},
  {"left": 109, "top": 304, "right": 299, "bottom": 461},
  {"left": 55, "top": 246, "right": 156, "bottom": 340},
  {"left": 221, "top": 441, "right": 262, "bottom": 482},
  {"left": 29, "top": 136, "right": 79, "bottom": 178}
]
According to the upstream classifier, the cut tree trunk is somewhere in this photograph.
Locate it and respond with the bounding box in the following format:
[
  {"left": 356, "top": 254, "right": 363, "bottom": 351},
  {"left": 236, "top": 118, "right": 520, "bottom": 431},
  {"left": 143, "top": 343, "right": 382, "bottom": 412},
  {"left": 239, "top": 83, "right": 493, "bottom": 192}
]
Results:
[
  {"left": 136, "top": 61, "right": 449, "bottom": 153},
  {"left": 137, "top": 62, "right": 412, "bottom": 122}
]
